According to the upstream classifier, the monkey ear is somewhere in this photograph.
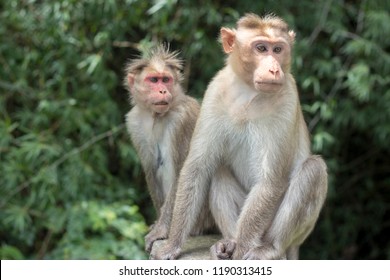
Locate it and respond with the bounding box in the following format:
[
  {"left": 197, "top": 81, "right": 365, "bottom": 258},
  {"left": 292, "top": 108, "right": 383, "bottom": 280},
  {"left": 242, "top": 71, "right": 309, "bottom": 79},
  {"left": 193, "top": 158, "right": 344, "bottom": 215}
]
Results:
[
  {"left": 220, "top": 28, "right": 236, "bottom": 54},
  {"left": 288, "top": 30, "right": 296, "bottom": 44},
  {"left": 127, "top": 73, "right": 135, "bottom": 88}
]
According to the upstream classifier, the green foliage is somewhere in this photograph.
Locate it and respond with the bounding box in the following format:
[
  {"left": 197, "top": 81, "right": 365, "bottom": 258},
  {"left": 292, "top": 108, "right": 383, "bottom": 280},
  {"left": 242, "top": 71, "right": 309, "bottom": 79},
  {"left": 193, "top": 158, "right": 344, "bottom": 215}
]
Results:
[
  {"left": 1, "top": 0, "right": 147, "bottom": 259},
  {"left": 47, "top": 201, "right": 147, "bottom": 259},
  {"left": 1, "top": 0, "right": 389, "bottom": 259}
]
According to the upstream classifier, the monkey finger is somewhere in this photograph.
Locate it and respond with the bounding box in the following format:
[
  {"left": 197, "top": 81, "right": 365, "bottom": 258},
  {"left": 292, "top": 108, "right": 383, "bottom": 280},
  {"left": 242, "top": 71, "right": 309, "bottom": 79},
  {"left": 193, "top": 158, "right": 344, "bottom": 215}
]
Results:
[
  {"left": 145, "top": 237, "right": 167, "bottom": 253},
  {"left": 145, "top": 240, "right": 154, "bottom": 253},
  {"left": 211, "top": 239, "right": 236, "bottom": 260},
  {"left": 144, "top": 234, "right": 155, "bottom": 252},
  {"left": 210, "top": 245, "right": 230, "bottom": 260},
  {"left": 224, "top": 239, "right": 237, "bottom": 255},
  {"left": 145, "top": 235, "right": 165, "bottom": 253},
  {"left": 145, "top": 228, "right": 169, "bottom": 252},
  {"left": 150, "top": 245, "right": 181, "bottom": 260},
  {"left": 148, "top": 223, "right": 155, "bottom": 231}
]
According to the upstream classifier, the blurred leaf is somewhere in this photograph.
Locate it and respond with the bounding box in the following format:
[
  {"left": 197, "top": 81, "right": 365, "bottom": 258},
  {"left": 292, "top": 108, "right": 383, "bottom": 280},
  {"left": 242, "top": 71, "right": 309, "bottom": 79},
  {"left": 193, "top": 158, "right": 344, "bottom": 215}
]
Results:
[
  {"left": 77, "top": 54, "right": 102, "bottom": 75},
  {"left": 345, "top": 63, "right": 371, "bottom": 102}
]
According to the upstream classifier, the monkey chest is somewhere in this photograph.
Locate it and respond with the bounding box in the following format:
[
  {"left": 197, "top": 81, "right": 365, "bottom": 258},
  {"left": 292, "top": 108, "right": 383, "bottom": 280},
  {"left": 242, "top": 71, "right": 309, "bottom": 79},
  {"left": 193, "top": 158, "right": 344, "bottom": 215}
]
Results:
[
  {"left": 152, "top": 131, "right": 175, "bottom": 199},
  {"left": 225, "top": 124, "right": 271, "bottom": 189}
]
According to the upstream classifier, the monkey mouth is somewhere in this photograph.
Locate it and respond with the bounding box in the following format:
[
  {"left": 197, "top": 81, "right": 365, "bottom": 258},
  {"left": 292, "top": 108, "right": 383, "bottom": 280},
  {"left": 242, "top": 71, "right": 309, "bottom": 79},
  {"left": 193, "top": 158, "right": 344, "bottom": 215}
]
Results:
[
  {"left": 154, "top": 101, "right": 169, "bottom": 106},
  {"left": 255, "top": 81, "right": 283, "bottom": 92},
  {"left": 255, "top": 81, "right": 282, "bottom": 86}
]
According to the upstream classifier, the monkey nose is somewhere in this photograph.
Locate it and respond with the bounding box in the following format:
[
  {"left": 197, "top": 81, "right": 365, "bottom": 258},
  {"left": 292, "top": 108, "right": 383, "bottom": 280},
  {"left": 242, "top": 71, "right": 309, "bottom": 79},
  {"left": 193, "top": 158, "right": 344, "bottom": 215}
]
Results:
[
  {"left": 159, "top": 90, "right": 167, "bottom": 94},
  {"left": 269, "top": 69, "right": 280, "bottom": 78}
]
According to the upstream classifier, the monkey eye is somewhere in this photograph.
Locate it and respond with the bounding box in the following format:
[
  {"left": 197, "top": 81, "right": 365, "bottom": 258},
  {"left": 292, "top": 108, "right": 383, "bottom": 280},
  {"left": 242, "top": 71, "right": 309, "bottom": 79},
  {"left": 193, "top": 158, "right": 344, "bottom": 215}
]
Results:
[
  {"left": 162, "top": 77, "right": 170, "bottom": 83},
  {"left": 255, "top": 44, "right": 267, "bottom": 52},
  {"left": 273, "top": 46, "right": 282, "bottom": 54},
  {"left": 149, "top": 77, "right": 158, "bottom": 83}
]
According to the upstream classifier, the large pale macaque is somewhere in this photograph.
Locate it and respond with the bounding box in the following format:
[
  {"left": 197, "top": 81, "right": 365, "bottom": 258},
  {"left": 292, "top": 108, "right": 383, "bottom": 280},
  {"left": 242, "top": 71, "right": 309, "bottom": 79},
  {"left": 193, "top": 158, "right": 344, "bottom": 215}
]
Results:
[
  {"left": 124, "top": 45, "right": 214, "bottom": 253},
  {"left": 151, "top": 14, "right": 328, "bottom": 260}
]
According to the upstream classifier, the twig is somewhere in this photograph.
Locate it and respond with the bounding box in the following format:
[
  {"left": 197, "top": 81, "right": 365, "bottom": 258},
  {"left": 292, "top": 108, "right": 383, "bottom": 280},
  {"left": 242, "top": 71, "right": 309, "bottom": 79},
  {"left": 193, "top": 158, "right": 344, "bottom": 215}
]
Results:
[
  {"left": 50, "top": 123, "right": 125, "bottom": 168},
  {"left": 112, "top": 41, "right": 139, "bottom": 49},
  {"left": 37, "top": 230, "right": 53, "bottom": 259},
  {"left": 307, "top": 0, "right": 333, "bottom": 45}
]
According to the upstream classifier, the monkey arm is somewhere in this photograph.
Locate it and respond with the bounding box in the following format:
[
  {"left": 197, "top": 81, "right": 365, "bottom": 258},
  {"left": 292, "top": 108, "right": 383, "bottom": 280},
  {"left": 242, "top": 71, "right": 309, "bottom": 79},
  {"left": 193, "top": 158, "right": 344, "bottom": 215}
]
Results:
[
  {"left": 233, "top": 176, "right": 288, "bottom": 259},
  {"left": 144, "top": 177, "right": 174, "bottom": 253},
  {"left": 150, "top": 111, "right": 223, "bottom": 259},
  {"left": 170, "top": 101, "right": 224, "bottom": 240},
  {"left": 143, "top": 168, "right": 165, "bottom": 214},
  {"left": 150, "top": 159, "right": 212, "bottom": 259}
]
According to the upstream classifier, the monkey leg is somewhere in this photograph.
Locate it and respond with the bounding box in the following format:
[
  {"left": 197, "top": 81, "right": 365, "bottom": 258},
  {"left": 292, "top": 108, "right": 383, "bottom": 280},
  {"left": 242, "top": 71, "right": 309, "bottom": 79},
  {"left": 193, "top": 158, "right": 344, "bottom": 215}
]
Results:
[
  {"left": 209, "top": 166, "right": 246, "bottom": 238},
  {"left": 286, "top": 246, "right": 299, "bottom": 260},
  {"left": 190, "top": 203, "right": 216, "bottom": 236},
  {"left": 243, "top": 155, "right": 328, "bottom": 260},
  {"left": 209, "top": 166, "right": 246, "bottom": 259}
]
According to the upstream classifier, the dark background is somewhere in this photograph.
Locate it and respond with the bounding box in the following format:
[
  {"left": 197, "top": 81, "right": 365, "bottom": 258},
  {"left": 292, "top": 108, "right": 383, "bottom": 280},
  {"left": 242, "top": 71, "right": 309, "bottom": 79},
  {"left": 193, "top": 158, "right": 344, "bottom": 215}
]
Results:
[{"left": 1, "top": 0, "right": 389, "bottom": 259}]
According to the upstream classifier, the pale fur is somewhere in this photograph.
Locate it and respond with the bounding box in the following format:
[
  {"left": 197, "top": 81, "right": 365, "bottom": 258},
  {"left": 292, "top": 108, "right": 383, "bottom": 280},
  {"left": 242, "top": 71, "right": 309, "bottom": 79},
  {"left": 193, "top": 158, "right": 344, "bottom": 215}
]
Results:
[{"left": 150, "top": 14, "right": 327, "bottom": 260}]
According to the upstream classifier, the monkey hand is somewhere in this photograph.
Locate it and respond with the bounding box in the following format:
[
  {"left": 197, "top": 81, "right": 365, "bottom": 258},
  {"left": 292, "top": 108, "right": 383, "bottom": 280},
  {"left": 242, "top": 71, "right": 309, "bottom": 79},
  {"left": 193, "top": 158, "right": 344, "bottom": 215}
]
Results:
[
  {"left": 145, "top": 224, "right": 169, "bottom": 253},
  {"left": 210, "top": 239, "right": 236, "bottom": 260},
  {"left": 149, "top": 241, "right": 181, "bottom": 260}
]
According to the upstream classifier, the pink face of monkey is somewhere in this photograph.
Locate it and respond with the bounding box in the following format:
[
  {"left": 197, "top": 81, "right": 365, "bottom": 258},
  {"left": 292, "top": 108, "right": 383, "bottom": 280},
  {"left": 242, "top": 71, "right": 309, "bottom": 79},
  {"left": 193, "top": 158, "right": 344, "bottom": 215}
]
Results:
[{"left": 127, "top": 65, "right": 176, "bottom": 115}]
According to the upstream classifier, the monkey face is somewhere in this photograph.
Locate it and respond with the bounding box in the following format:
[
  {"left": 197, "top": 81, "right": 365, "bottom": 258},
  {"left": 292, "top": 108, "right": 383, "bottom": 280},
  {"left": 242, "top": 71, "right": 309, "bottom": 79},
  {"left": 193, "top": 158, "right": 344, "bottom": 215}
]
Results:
[
  {"left": 221, "top": 23, "right": 294, "bottom": 94},
  {"left": 144, "top": 73, "right": 174, "bottom": 114},
  {"left": 127, "top": 67, "right": 176, "bottom": 115},
  {"left": 251, "top": 39, "right": 289, "bottom": 93}
]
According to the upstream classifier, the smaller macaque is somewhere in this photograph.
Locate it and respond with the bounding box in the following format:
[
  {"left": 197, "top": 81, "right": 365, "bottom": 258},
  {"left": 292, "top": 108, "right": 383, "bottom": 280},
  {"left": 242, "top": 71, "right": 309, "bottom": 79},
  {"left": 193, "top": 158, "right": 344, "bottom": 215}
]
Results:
[{"left": 124, "top": 44, "right": 214, "bottom": 253}]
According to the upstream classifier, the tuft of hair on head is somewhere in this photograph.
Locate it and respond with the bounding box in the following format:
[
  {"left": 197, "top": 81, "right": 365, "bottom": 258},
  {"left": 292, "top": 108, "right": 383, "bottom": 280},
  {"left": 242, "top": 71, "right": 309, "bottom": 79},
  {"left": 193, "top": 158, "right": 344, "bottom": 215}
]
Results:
[
  {"left": 123, "top": 43, "right": 184, "bottom": 90},
  {"left": 147, "top": 43, "right": 184, "bottom": 72},
  {"left": 237, "top": 13, "right": 295, "bottom": 45}
]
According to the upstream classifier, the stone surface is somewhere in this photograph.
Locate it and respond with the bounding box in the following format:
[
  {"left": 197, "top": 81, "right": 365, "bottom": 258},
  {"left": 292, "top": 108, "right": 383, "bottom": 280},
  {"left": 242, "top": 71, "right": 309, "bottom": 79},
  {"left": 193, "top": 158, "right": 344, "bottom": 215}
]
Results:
[{"left": 150, "top": 235, "right": 221, "bottom": 260}]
